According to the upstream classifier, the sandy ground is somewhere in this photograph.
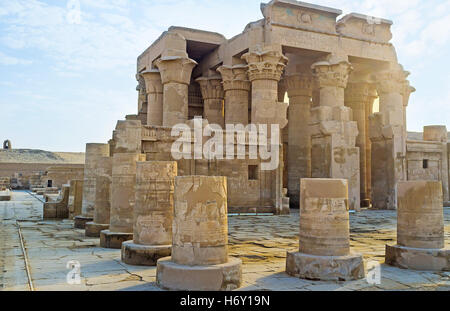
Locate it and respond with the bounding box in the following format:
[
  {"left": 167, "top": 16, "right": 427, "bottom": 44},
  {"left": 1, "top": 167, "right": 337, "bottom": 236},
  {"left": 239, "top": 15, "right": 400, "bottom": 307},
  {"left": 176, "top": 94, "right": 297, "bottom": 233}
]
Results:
[
  {"left": 0, "top": 149, "right": 84, "bottom": 164},
  {"left": 1, "top": 191, "right": 449, "bottom": 291}
]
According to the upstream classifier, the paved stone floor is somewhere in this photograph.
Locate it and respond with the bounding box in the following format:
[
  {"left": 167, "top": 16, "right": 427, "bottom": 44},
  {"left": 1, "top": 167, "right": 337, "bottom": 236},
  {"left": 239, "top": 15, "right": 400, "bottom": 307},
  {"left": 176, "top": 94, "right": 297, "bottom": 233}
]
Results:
[{"left": 1, "top": 191, "right": 449, "bottom": 291}]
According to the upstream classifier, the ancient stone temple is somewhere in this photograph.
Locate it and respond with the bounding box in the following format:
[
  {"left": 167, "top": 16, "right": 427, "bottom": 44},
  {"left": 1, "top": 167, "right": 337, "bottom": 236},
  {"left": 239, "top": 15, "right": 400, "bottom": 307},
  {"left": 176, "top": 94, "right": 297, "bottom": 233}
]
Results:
[{"left": 107, "top": 0, "right": 450, "bottom": 213}]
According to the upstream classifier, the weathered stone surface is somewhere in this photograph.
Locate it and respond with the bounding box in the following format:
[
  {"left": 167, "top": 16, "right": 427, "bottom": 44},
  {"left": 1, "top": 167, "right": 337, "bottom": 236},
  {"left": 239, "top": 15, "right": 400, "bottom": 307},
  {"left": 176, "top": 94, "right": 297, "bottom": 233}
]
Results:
[
  {"left": 286, "top": 251, "right": 365, "bottom": 281},
  {"left": 68, "top": 179, "right": 83, "bottom": 219},
  {"left": 121, "top": 241, "right": 171, "bottom": 266},
  {"left": 85, "top": 222, "right": 109, "bottom": 237},
  {"left": 172, "top": 176, "right": 228, "bottom": 265},
  {"left": 157, "top": 256, "right": 242, "bottom": 291},
  {"left": 74, "top": 215, "right": 93, "bottom": 229},
  {"left": 100, "top": 229, "right": 133, "bottom": 249},
  {"left": 43, "top": 185, "right": 70, "bottom": 219},
  {"left": 109, "top": 153, "right": 146, "bottom": 234},
  {"left": 299, "top": 178, "right": 350, "bottom": 256},
  {"left": 385, "top": 245, "right": 450, "bottom": 271}
]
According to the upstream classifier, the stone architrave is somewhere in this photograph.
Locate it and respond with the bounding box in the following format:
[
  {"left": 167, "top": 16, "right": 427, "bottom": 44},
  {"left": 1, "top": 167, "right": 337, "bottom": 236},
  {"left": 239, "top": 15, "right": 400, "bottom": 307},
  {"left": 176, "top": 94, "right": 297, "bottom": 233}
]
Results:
[
  {"left": 309, "top": 57, "right": 361, "bottom": 211},
  {"left": 100, "top": 153, "right": 146, "bottom": 249},
  {"left": 156, "top": 176, "right": 242, "bottom": 291},
  {"left": 74, "top": 143, "right": 110, "bottom": 229},
  {"left": 385, "top": 181, "right": 450, "bottom": 271},
  {"left": 85, "top": 156, "right": 113, "bottom": 237},
  {"left": 121, "top": 161, "right": 177, "bottom": 266},
  {"left": 286, "top": 178, "right": 365, "bottom": 281}
]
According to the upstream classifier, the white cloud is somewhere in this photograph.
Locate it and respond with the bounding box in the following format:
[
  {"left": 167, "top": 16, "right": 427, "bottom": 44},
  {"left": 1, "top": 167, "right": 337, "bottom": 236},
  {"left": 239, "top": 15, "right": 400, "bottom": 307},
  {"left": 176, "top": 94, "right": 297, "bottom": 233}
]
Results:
[{"left": 0, "top": 51, "right": 31, "bottom": 65}]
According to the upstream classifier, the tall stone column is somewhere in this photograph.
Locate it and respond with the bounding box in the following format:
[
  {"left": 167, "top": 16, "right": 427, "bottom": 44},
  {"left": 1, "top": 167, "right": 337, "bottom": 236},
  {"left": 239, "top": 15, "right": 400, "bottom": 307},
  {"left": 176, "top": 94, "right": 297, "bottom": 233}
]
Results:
[
  {"left": 345, "top": 80, "right": 370, "bottom": 206},
  {"left": 141, "top": 69, "right": 163, "bottom": 126},
  {"left": 74, "top": 143, "right": 110, "bottom": 229},
  {"left": 85, "top": 156, "right": 113, "bottom": 237},
  {"left": 365, "top": 85, "right": 377, "bottom": 206},
  {"left": 242, "top": 46, "right": 289, "bottom": 214},
  {"left": 155, "top": 56, "right": 197, "bottom": 127},
  {"left": 284, "top": 72, "right": 313, "bottom": 207},
  {"left": 195, "top": 76, "right": 225, "bottom": 127},
  {"left": 386, "top": 181, "right": 450, "bottom": 271},
  {"left": 286, "top": 179, "right": 365, "bottom": 281},
  {"left": 216, "top": 65, "right": 250, "bottom": 125},
  {"left": 309, "top": 58, "right": 360, "bottom": 210},
  {"left": 370, "top": 64, "right": 408, "bottom": 210},
  {"left": 136, "top": 74, "right": 147, "bottom": 124},
  {"left": 156, "top": 176, "right": 242, "bottom": 291},
  {"left": 100, "top": 152, "right": 146, "bottom": 249},
  {"left": 121, "top": 161, "right": 177, "bottom": 266}
]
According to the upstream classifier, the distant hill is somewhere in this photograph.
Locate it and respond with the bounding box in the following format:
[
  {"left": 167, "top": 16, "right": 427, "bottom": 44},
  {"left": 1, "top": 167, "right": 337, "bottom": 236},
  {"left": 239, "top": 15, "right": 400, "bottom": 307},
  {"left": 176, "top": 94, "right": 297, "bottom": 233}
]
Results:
[{"left": 0, "top": 149, "right": 85, "bottom": 164}]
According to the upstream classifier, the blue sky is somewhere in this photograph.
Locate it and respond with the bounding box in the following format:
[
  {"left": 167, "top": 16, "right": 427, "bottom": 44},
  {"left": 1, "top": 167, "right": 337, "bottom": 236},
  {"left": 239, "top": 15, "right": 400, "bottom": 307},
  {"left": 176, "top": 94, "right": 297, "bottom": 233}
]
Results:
[{"left": 0, "top": 0, "right": 449, "bottom": 152}]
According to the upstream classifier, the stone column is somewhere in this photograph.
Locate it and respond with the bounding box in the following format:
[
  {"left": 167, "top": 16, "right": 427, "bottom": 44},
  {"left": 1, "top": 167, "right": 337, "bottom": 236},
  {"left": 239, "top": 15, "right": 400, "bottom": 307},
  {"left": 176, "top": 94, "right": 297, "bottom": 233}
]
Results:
[
  {"left": 286, "top": 178, "right": 364, "bottom": 281},
  {"left": 370, "top": 64, "right": 408, "bottom": 210},
  {"left": 100, "top": 152, "right": 146, "bottom": 249},
  {"left": 216, "top": 65, "right": 251, "bottom": 125},
  {"left": 68, "top": 179, "right": 83, "bottom": 220},
  {"left": 74, "top": 143, "right": 110, "bottom": 229},
  {"left": 242, "top": 46, "right": 289, "bottom": 214},
  {"left": 309, "top": 58, "right": 360, "bottom": 211},
  {"left": 155, "top": 56, "right": 197, "bottom": 127},
  {"left": 423, "top": 126, "right": 449, "bottom": 202},
  {"left": 365, "top": 85, "right": 377, "bottom": 207},
  {"left": 345, "top": 80, "right": 370, "bottom": 206},
  {"left": 156, "top": 176, "right": 242, "bottom": 291},
  {"left": 141, "top": 69, "right": 163, "bottom": 126},
  {"left": 121, "top": 161, "right": 177, "bottom": 266},
  {"left": 85, "top": 156, "right": 112, "bottom": 237},
  {"left": 386, "top": 181, "right": 449, "bottom": 271},
  {"left": 284, "top": 72, "right": 313, "bottom": 207},
  {"left": 195, "top": 76, "right": 225, "bottom": 127},
  {"left": 136, "top": 73, "right": 147, "bottom": 125}
]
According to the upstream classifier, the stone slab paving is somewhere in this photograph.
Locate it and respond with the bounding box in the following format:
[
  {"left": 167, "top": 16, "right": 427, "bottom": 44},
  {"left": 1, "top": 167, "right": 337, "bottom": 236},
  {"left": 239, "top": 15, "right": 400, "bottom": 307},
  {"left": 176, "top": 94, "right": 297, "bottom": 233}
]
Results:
[{"left": 1, "top": 191, "right": 449, "bottom": 291}]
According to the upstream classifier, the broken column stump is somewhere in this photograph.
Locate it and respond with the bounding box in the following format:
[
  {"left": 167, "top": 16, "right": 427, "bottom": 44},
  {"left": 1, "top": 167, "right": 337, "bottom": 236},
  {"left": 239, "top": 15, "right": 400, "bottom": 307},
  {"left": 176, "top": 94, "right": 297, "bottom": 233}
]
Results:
[
  {"left": 385, "top": 181, "right": 450, "bottom": 271},
  {"left": 75, "top": 143, "right": 110, "bottom": 229},
  {"left": 85, "top": 156, "right": 113, "bottom": 237},
  {"left": 121, "top": 161, "right": 177, "bottom": 266},
  {"left": 100, "top": 153, "right": 145, "bottom": 249},
  {"left": 156, "top": 176, "right": 242, "bottom": 291},
  {"left": 43, "top": 185, "right": 70, "bottom": 219},
  {"left": 286, "top": 178, "right": 365, "bottom": 281}
]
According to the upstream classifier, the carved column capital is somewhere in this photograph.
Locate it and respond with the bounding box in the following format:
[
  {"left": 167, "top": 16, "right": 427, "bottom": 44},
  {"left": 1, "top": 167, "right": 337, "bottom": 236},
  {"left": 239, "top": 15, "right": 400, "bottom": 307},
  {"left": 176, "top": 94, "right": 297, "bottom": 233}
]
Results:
[
  {"left": 217, "top": 65, "right": 251, "bottom": 92},
  {"left": 242, "top": 48, "right": 288, "bottom": 82},
  {"left": 311, "top": 60, "right": 353, "bottom": 89},
  {"left": 154, "top": 56, "right": 197, "bottom": 85},
  {"left": 284, "top": 73, "right": 313, "bottom": 98},
  {"left": 373, "top": 66, "right": 409, "bottom": 95},
  {"left": 401, "top": 80, "right": 415, "bottom": 107},
  {"left": 141, "top": 69, "right": 163, "bottom": 94},
  {"left": 345, "top": 81, "right": 371, "bottom": 104},
  {"left": 195, "top": 76, "right": 224, "bottom": 100}
]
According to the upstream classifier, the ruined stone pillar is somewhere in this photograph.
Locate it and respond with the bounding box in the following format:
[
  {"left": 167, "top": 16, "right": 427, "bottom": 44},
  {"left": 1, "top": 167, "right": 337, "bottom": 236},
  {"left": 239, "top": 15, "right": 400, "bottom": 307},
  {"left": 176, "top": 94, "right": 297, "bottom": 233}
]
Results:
[
  {"left": 85, "top": 156, "right": 113, "bottom": 237},
  {"left": 217, "top": 65, "right": 250, "bottom": 125},
  {"left": 100, "top": 152, "right": 146, "bottom": 249},
  {"left": 121, "top": 161, "right": 177, "bottom": 266},
  {"left": 242, "top": 46, "right": 289, "bottom": 214},
  {"left": 68, "top": 179, "right": 83, "bottom": 220},
  {"left": 157, "top": 176, "right": 242, "bottom": 291},
  {"left": 423, "top": 126, "right": 449, "bottom": 202},
  {"left": 286, "top": 179, "right": 365, "bottom": 281},
  {"left": 196, "top": 76, "right": 225, "bottom": 127},
  {"left": 285, "top": 72, "right": 313, "bottom": 207},
  {"left": 155, "top": 56, "right": 197, "bottom": 127},
  {"left": 74, "top": 143, "right": 110, "bottom": 229},
  {"left": 309, "top": 58, "right": 360, "bottom": 210},
  {"left": 386, "top": 181, "right": 449, "bottom": 271},
  {"left": 135, "top": 73, "right": 148, "bottom": 125},
  {"left": 345, "top": 81, "right": 370, "bottom": 206},
  {"left": 365, "top": 85, "right": 377, "bottom": 206},
  {"left": 370, "top": 64, "right": 409, "bottom": 210},
  {"left": 141, "top": 69, "right": 163, "bottom": 126}
]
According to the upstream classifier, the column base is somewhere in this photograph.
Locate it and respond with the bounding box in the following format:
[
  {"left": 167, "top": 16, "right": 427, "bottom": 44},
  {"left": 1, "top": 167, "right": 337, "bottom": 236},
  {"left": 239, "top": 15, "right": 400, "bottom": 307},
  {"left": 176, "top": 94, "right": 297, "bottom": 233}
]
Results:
[
  {"left": 286, "top": 251, "right": 365, "bottom": 281},
  {"left": 156, "top": 256, "right": 242, "bottom": 291},
  {"left": 85, "top": 222, "right": 109, "bottom": 237},
  {"left": 385, "top": 244, "right": 450, "bottom": 271},
  {"left": 0, "top": 192, "right": 11, "bottom": 201},
  {"left": 361, "top": 199, "right": 371, "bottom": 208},
  {"left": 121, "top": 241, "right": 171, "bottom": 266},
  {"left": 74, "top": 215, "right": 93, "bottom": 229},
  {"left": 100, "top": 230, "right": 133, "bottom": 249}
]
